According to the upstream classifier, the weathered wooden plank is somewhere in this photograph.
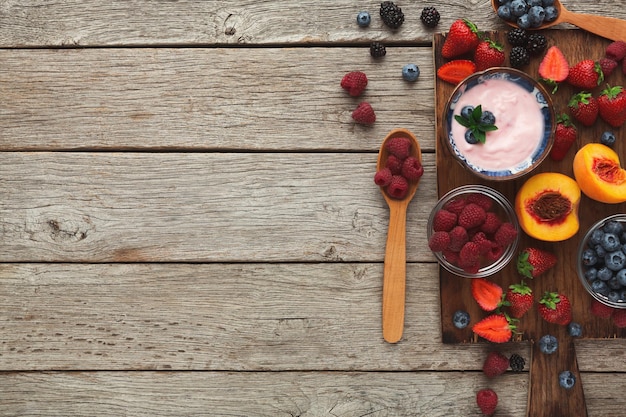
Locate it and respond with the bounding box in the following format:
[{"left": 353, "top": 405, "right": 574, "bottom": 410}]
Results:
[
  {"left": 1, "top": 1, "right": 624, "bottom": 47},
  {"left": 0, "top": 47, "right": 436, "bottom": 151},
  {"left": 2, "top": 371, "right": 531, "bottom": 417},
  {"left": 0, "top": 152, "right": 440, "bottom": 263}
]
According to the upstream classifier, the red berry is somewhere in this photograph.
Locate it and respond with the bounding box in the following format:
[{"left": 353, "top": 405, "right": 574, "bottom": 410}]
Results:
[
  {"left": 612, "top": 309, "right": 626, "bottom": 328},
  {"left": 351, "top": 102, "right": 376, "bottom": 125},
  {"left": 599, "top": 58, "right": 618, "bottom": 77},
  {"left": 590, "top": 300, "right": 615, "bottom": 319},
  {"left": 401, "top": 156, "right": 424, "bottom": 181},
  {"left": 494, "top": 222, "right": 518, "bottom": 246},
  {"left": 432, "top": 209, "right": 458, "bottom": 232},
  {"left": 458, "top": 203, "right": 487, "bottom": 229},
  {"left": 340, "top": 71, "right": 368, "bottom": 97},
  {"left": 476, "top": 388, "right": 498, "bottom": 415},
  {"left": 428, "top": 231, "right": 451, "bottom": 252},
  {"left": 386, "top": 175, "right": 408, "bottom": 199},
  {"left": 385, "top": 154, "right": 403, "bottom": 175},
  {"left": 482, "top": 351, "right": 509, "bottom": 378},
  {"left": 385, "top": 136, "right": 412, "bottom": 159},
  {"left": 374, "top": 168, "right": 393, "bottom": 187},
  {"left": 605, "top": 40, "right": 626, "bottom": 62},
  {"left": 480, "top": 212, "right": 502, "bottom": 235},
  {"left": 448, "top": 225, "right": 469, "bottom": 252}
]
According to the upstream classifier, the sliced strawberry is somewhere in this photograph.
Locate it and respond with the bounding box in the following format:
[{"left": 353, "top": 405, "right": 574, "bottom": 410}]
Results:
[
  {"left": 471, "top": 278, "right": 503, "bottom": 311},
  {"left": 472, "top": 314, "right": 513, "bottom": 343},
  {"left": 436, "top": 60, "right": 476, "bottom": 85},
  {"left": 538, "top": 46, "right": 569, "bottom": 93}
]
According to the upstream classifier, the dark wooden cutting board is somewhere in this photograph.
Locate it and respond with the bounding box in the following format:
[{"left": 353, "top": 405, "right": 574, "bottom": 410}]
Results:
[{"left": 434, "top": 29, "right": 626, "bottom": 417}]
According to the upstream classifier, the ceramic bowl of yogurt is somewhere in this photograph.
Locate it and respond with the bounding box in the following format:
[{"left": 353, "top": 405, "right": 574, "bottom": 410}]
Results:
[{"left": 443, "top": 67, "right": 556, "bottom": 181}]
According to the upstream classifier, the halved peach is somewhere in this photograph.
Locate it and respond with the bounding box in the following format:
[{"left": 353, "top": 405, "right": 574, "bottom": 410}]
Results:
[
  {"left": 573, "top": 143, "right": 626, "bottom": 204},
  {"left": 515, "top": 172, "right": 580, "bottom": 242}
]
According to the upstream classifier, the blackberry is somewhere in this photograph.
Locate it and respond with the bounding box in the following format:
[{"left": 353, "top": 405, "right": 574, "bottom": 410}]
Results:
[
  {"left": 370, "top": 41, "right": 387, "bottom": 58},
  {"left": 420, "top": 7, "right": 440, "bottom": 28},
  {"left": 507, "top": 28, "right": 529, "bottom": 47},
  {"left": 380, "top": 1, "right": 404, "bottom": 29},
  {"left": 526, "top": 33, "right": 547, "bottom": 55},
  {"left": 509, "top": 46, "right": 530, "bottom": 68},
  {"left": 509, "top": 353, "right": 526, "bottom": 372}
]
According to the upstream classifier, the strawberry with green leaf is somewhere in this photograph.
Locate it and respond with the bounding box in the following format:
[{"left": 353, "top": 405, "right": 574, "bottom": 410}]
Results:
[
  {"left": 473, "top": 313, "right": 516, "bottom": 343},
  {"left": 538, "top": 46, "right": 569, "bottom": 94},
  {"left": 441, "top": 19, "right": 480, "bottom": 59},
  {"left": 549, "top": 114, "right": 577, "bottom": 162},
  {"left": 538, "top": 291, "right": 572, "bottom": 325},
  {"left": 506, "top": 282, "right": 533, "bottom": 319},
  {"left": 568, "top": 91, "right": 599, "bottom": 127},
  {"left": 517, "top": 247, "right": 557, "bottom": 279},
  {"left": 471, "top": 278, "right": 503, "bottom": 312},
  {"left": 598, "top": 84, "right": 626, "bottom": 128},
  {"left": 567, "top": 59, "right": 604, "bottom": 90}
]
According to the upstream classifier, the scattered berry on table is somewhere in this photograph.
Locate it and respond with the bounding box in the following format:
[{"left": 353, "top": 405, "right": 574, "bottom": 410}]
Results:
[
  {"left": 506, "top": 28, "right": 529, "bottom": 47},
  {"left": 538, "top": 291, "right": 572, "bottom": 325},
  {"left": 509, "top": 46, "right": 530, "bottom": 68},
  {"left": 380, "top": 1, "right": 404, "bottom": 29},
  {"left": 567, "top": 322, "right": 583, "bottom": 337},
  {"left": 386, "top": 175, "right": 409, "bottom": 199},
  {"left": 476, "top": 388, "right": 498, "bottom": 416},
  {"left": 507, "top": 282, "right": 534, "bottom": 318},
  {"left": 402, "top": 63, "right": 420, "bottom": 82},
  {"left": 441, "top": 19, "right": 480, "bottom": 59},
  {"left": 351, "top": 102, "right": 376, "bottom": 125},
  {"left": 599, "top": 58, "right": 618, "bottom": 77},
  {"left": 549, "top": 114, "right": 577, "bottom": 161},
  {"left": 600, "top": 131, "right": 616, "bottom": 147},
  {"left": 370, "top": 41, "right": 386, "bottom": 58},
  {"left": 471, "top": 278, "right": 503, "bottom": 312},
  {"left": 516, "top": 247, "right": 557, "bottom": 279},
  {"left": 452, "top": 309, "right": 470, "bottom": 329},
  {"left": 538, "top": 46, "right": 569, "bottom": 93},
  {"left": 356, "top": 11, "right": 371, "bottom": 27},
  {"left": 538, "top": 334, "right": 558, "bottom": 354},
  {"left": 473, "top": 314, "right": 514, "bottom": 343},
  {"left": 509, "top": 353, "right": 526, "bottom": 372},
  {"left": 590, "top": 299, "right": 615, "bottom": 318},
  {"left": 568, "top": 91, "right": 599, "bottom": 127},
  {"left": 420, "top": 6, "right": 440, "bottom": 28},
  {"left": 567, "top": 59, "right": 604, "bottom": 89},
  {"left": 613, "top": 309, "right": 626, "bottom": 328},
  {"left": 483, "top": 351, "right": 509, "bottom": 378},
  {"left": 559, "top": 370, "right": 576, "bottom": 390},
  {"left": 605, "top": 40, "right": 626, "bottom": 62},
  {"left": 340, "top": 71, "right": 368, "bottom": 97},
  {"left": 526, "top": 33, "right": 547, "bottom": 55},
  {"left": 597, "top": 85, "right": 626, "bottom": 128}
]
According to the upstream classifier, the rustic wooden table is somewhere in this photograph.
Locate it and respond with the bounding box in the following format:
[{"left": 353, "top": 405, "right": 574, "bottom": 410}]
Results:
[{"left": 1, "top": 1, "right": 625, "bottom": 416}]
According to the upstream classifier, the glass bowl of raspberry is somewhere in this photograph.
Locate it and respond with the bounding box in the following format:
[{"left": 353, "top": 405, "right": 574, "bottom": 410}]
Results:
[
  {"left": 427, "top": 184, "right": 520, "bottom": 278},
  {"left": 443, "top": 67, "right": 556, "bottom": 181},
  {"left": 577, "top": 214, "right": 626, "bottom": 309}
]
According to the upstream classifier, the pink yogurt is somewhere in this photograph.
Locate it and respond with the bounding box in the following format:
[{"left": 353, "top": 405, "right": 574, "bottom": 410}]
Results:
[{"left": 451, "top": 78, "right": 544, "bottom": 172}]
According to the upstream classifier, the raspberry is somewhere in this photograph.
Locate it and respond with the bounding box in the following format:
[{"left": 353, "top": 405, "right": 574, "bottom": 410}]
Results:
[
  {"left": 442, "top": 249, "right": 459, "bottom": 264},
  {"left": 385, "top": 155, "right": 403, "bottom": 175},
  {"left": 448, "top": 226, "right": 469, "bottom": 252},
  {"left": 486, "top": 244, "right": 504, "bottom": 262},
  {"left": 466, "top": 193, "right": 493, "bottom": 211},
  {"left": 385, "top": 136, "right": 412, "bottom": 159},
  {"left": 476, "top": 389, "right": 498, "bottom": 416},
  {"left": 590, "top": 299, "right": 615, "bottom": 319},
  {"left": 480, "top": 212, "right": 502, "bottom": 235},
  {"left": 599, "top": 58, "right": 618, "bottom": 77},
  {"left": 613, "top": 309, "right": 626, "bottom": 328},
  {"left": 432, "top": 209, "right": 457, "bottom": 232},
  {"left": 386, "top": 175, "right": 408, "bottom": 199},
  {"left": 428, "top": 231, "right": 451, "bottom": 252},
  {"left": 494, "top": 222, "right": 517, "bottom": 246},
  {"left": 483, "top": 351, "right": 509, "bottom": 378},
  {"left": 401, "top": 157, "right": 424, "bottom": 181},
  {"left": 340, "top": 71, "right": 368, "bottom": 97},
  {"left": 351, "top": 102, "right": 376, "bottom": 125},
  {"left": 605, "top": 40, "right": 626, "bottom": 62},
  {"left": 458, "top": 242, "right": 480, "bottom": 268},
  {"left": 458, "top": 203, "right": 487, "bottom": 229},
  {"left": 443, "top": 197, "right": 467, "bottom": 215},
  {"left": 374, "top": 168, "right": 393, "bottom": 187},
  {"left": 472, "top": 231, "right": 493, "bottom": 255}
]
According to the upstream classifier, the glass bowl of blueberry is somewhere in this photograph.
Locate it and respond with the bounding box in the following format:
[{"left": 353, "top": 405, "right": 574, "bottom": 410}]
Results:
[
  {"left": 443, "top": 67, "right": 556, "bottom": 181},
  {"left": 577, "top": 214, "right": 626, "bottom": 309}
]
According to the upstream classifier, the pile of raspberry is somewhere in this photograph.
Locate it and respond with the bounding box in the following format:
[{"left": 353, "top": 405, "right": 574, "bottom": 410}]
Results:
[
  {"left": 428, "top": 193, "right": 518, "bottom": 274},
  {"left": 374, "top": 136, "right": 424, "bottom": 200}
]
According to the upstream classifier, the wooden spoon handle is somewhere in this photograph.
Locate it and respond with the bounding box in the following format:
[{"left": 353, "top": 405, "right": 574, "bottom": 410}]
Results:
[
  {"left": 382, "top": 202, "right": 408, "bottom": 343},
  {"left": 561, "top": 9, "right": 626, "bottom": 42}
]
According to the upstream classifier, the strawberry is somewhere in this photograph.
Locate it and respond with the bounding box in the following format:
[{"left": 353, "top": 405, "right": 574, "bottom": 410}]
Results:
[
  {"left": 340, "top": 71, "right": 368, "bottom": 97},
  {"left": 538, "top": 291, "right": 572, "bottom": 325},
  {"left": 351, "top": 102, "right": 376, "bottom": 125},
  {"left": 516, "top": 247, "right": 557, "bottom": 279},
  {"left": 538, "top": 46, "right": 569, "bottom": 93},
  {"left": 472, "top": 314, "right": 514, "bottom": 343},
  {"left": 590, "top": 299, "right": 615, "bottom": 319},
  {"left": 474, "top": 39, "right": 505, "bottom": 71},
  {"left": 605, "top": 40, "right": 626, "bottom": 62},
  {"left": 567, "top": 59, "right": 604, "bottom": 89},
  {"left": 612, "top": 309, "right": 626, "bottom": 328},
  {"left": 597, "top": 84, "right": 626, "bottom": 128},
  {"left": 506, "top": 282, "right": 533, "bottom": 318},
  {"left": 458, "top": 203, "right": 487, "bottom": 229},
  {"left": 549, "top": 114, "right": 577, "bottom": 162},
  {"left": 599, "top": 58, "right": 618, "bottom": 77},
  {"left": 482, "top": 351, "right": 509, "bottom": 378},
  {"left": 476, "top": 388, "right": 498, "bottom": 416},
  {"left": 442, "top": 19, "right": 480, "bottom": 59},
  {"left": 428, "top": 231, "right": 451, "bottom": 252},
  {"left": 568, "top": 91, "right": 598, "bottom": 127},
  {"left": 432, "top": 209, "right": 458, "bottom": 232},
  {"left": 471, "top": 278, "right": 503, "bottom": 311},
  {"left": 436, "top": 59, "right": 476, "bottom": 85},
  {"left": 385, "top": 136, "right": 412, "bottom": 159}
]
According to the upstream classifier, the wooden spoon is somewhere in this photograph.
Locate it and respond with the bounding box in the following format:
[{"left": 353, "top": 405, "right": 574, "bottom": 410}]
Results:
[
  {"left": 492, "top": 0, "right": 626, "bottom": 42},
  {"left": 377, "top": 128, "right": 422, "bottom": 343}
]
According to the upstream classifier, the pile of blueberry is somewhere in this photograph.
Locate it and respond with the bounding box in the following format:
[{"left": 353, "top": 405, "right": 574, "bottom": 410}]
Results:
[
  {"left": 580, "top": 217, "right": 626, "bottom": 305},
  {"left": 496, "top": 0, "right": 558, "bottom": 29}
]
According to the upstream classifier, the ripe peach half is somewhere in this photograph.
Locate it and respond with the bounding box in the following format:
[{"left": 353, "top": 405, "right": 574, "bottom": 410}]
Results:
[
  {"left": 515, "top": 172, "right": 580, "bottom": 242},
  {"left": 573, "top": 143, "right": 626, "bottom": 204}
]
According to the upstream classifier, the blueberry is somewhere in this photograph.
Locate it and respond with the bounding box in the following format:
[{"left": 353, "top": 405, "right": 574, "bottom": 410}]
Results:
[
  {"left": 559, "top": 371, "right": 576, "bottom": 389},
  {"left": 460, "top": 105, "right": 474, "bottom": 119},
  {"left": 356, "top": 11, "right": 371, "bottom": 27},
  {"left": 602, "top": 233, "right": 621, "bottom": 252},
  {"left": 590, "top": 228, "right": 605, "bottom": 245},
  {"left": 452, "top": 310, "right": 470, "bottom": 329},
  {"left": 604, "top": 220, "right": 624, "bottom": 235},
  {"left": 617, "top": 269, "right": 626, "bottom": 286},
  {"left": 584, "top": 267, "right": 598, "bottom": 282},
  {"left": 591, "top": 279, "right": 610, "bottom": 296},
  {"left": 517, "top": 14, "right": 531, "bottom": 29},
  {"left": 608, "top": 276, "right": 623, "bottom": 290},
  {"left": 465, "top": 129, "right": 479, "bottom": 144},
  {"left": 601, "top": 131, "right": 616, "bottom": 147},
  {"left": 582, "top": 248, "right": 598, "bottom": 266},
  {"left": 597, "top": 266, "right": 613, "bottom": 281},
  {"left": 567, "top": 322, "right": 582, "bottom": 337},
  {"left": 606, "top": 250, "right": 626, "bottom": 271},
  {"left": 620, "top": 290, "right": 626, "bottom": 301},
  {"left": 479, "top": 110, "right": 496, "bottom": 125},
  {"left": 527, "top": 6, "right": 545, "bottom": 27},
  {"left": 539, "top": 334, "right": 558, "bottom": 354},
  {"left": 510, "top": 0, "right": 528, "bottom": 17},
  {"left": 402, "top": 64, "right": 420, "bottom": 82},
  {"left": 608, "top": 290, "right": 622, "bottom": 303},
  {"left": 497, "top": 5, "right": 512, "bottom": 21},
  {"left": 594, "top": 244, "right": 607, "bottom": 259},
  {"left": 544, "top": 6, "right": 558, "bottom": 21},
  {"left": 542, "top": 0, "right": 555, "bottom": 6}
]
